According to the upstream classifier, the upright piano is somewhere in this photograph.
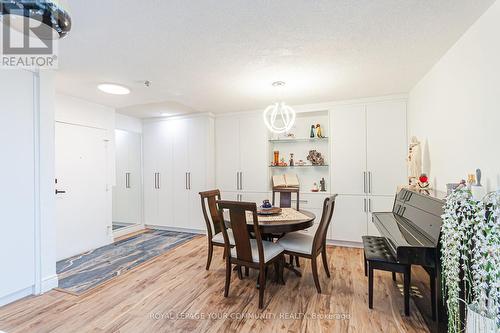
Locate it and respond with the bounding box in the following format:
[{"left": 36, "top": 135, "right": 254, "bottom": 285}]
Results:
[{"left": 372, "top": 188, "right": 446, "bottom": 332}]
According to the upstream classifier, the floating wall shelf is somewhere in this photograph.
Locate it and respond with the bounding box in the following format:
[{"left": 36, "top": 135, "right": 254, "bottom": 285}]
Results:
[
  {"left": 269, "top": 137, "right": 329, "bottom": 143},
  {"left": 269, "top": 165, "right": 329, "bottom": 168}
]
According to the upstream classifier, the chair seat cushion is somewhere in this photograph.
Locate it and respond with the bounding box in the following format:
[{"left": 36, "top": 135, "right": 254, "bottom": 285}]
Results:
[
  {"left": 278, "top": 232, "right": 314, "bottom": 255},
  {"left": 212, "top": 229, "right": 235, "bottom": 246},
  {"left": 230, "top": 239, "right": 284, "bottom": 263}
]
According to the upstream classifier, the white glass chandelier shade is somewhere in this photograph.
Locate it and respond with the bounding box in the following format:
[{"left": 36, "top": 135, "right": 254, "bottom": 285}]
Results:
[{"left": 263, "top": 102, "right": 296, "bottom": 134}]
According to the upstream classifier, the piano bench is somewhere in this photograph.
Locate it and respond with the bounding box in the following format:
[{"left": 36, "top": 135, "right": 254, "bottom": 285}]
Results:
[{"left": 362, "top": 236, "right": 411, "bottom": 316}]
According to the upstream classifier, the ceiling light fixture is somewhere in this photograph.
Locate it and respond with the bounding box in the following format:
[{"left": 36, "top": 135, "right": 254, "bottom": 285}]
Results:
[
  {"left": 263, "top": 81, "right": 296, "bottom": 134},
  {"left": 97, "top": 83, "right": 131, "bottom": 95}
]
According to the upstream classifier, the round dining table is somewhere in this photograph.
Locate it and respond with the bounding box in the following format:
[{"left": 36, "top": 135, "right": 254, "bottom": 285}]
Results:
[{"left": 224, "top": 209, "right": 316, "bottom": 235}]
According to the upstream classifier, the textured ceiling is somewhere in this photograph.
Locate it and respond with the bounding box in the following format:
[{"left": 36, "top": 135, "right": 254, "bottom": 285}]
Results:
[{"left": 55, "top": 0, "right": 495, "bottom": 117}]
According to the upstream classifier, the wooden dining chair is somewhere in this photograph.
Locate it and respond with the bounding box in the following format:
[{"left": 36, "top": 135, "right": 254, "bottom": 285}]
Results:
[
  {"left": 278, "top": 195, "right": 337, "bottom": 293},
  {"left": 216, "top": 200, "right": 285, "bottom": 309},
  {"left": 272, "top": 187, "right": 300, "bottom": 210},
  {"left": 199, "top": 189, "right": 234, "bottom": 270}
]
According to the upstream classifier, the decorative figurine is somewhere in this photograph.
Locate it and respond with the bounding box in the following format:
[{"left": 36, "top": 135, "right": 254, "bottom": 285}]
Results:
[
  {"left": 307, "top": 150, "right": 325, "bottom": 166},
  {"left": 316, "top": 124, "right": 324, "bottom": 138},
  {"left": 407, "top": 136, "right": 422, "bottom": 187},
  {"left": 310, "top": 125, "right": 316, "bottom": 138},
  {"left": 418, "top": 173, "right": 430, "bottom": 190},
  {"left": 273, "top": 151, "right": 279, "bottom": 166},
  {"left": 262, "top": 199, "right": 272, "bottom": 209},
  {"left": 296, "top": 160, "right": 306, "bottom": 166},
  {"left": 289, "top": 153, "right": 295, "bottom": 167},
  {"left": 311, "top": 182, "right": 319, "bottom": 192},
  {"left": 320, "top": 178, "right": 326, "bottom": 192},
  {"left": 471, "top": 168, "right": 486, "bottom": 200},
  {"left": 279, "top": 157, "right": 287, "bottom": 167},
  {"left": 467, "top": 174, "right": 476, "bottom": 190}
]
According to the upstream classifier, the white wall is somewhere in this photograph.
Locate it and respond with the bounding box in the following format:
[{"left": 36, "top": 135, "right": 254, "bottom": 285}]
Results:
[
  {"left": 0, "top": 70, "right": 56, "bottom": 306},
  {"left": 54, "top": 94, "right": 116, "bottom": 259},
  {"left": 115, "top": 113, "right": 143, "bottom": 133},
  {"left": 408, "top": 1, "right": 500, "bottom": 192}
]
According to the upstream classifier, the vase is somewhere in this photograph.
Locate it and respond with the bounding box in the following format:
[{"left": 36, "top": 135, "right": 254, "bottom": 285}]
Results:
[{"left": 466, "top": 304, "right": 498, "bottom": 333}]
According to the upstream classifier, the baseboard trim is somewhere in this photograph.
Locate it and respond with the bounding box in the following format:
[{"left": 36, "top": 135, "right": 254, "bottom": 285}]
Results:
[
  {"left": 326, "top": 239, "right": 363, "bottom": 248},
  {"left": 113, "top": 224, "right": 146, "bottom": 238},
  {"left": 41, "top": 274, "right": 59, "bottom": 293},
  {"left": 0, "top": 286, "right": 33, "bottom": 307},
  {"left": 145, "top": 224, "right": 205, "bottom": 235}
]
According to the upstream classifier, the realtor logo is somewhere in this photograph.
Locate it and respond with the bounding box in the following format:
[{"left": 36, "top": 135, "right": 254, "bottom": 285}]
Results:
[{"left": 1, "top": 3, "right": 59, "bottom": 68}]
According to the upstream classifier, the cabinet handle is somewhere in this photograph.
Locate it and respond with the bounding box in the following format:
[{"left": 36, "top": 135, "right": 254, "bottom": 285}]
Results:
[
  {"left": 363, "top": 172, "right": 367, "bottom": 193},
  {"left": 236, "top": 172, "right": 240, "bottom": 190},
  {"left": 363, "top": 198, "right": 367, "bottom": 212},
  {"left": 185, "top": 173, "right": 188, "bottom": 190},
  {"left": 240, "top": 172, "right": 243, "bottom": 190},
  {"left": 154, "top": 173, "right": 157, "bottom": 189},
  {"left": 368, "top": 172, "right": 372, "bottom": 194},
  {"left": 126, "top": 172, "right": 131, "bottom": 188},
  {"left": 188, "top": 172, "right": 191, "bottom": 190},
  {"left": 368, "top": 198, "right": 372, "bottom": 213},
  {"left": 157, "top": 173, "right": 161, "bottom": 189}
]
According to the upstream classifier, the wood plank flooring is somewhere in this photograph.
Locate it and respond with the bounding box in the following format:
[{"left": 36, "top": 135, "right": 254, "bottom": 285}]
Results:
[{"left": 0, "top": 236, "right": 429, "bottom": 333}]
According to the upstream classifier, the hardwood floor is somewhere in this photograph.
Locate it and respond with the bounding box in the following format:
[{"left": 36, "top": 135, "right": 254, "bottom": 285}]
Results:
[{"left": 0, "top": 237, "right": 429, "bottom": 333}]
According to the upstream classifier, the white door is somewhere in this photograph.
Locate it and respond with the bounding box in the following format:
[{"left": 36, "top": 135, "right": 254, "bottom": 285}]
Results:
[
  {"left": 127, "top": 132, "right": 143, "bottom": 224},
  {"left": 215, "top": 117, "right": 240, "bottom": 191},
  {"left": 330, "top": 195, "right": 367, "bottom": 243},
  {"left": 331, "top": 105, "right": 367, "bottom": 195},
  {"left": 239, "top": 115, "right": 269, "bottom": 192},
  {"left": 172, "top": 118, "right": 190, "bottom": 229},
  {"left": 188, "top": 117, "right": 208, "bottom": 230},
  {"left": 0, "top": 70, "right": 35, "bottom": 298},
  {"left": 156, "top": 120, "right": 174, "bottom": 227},
  {"left": 142, "top": 122, "right": 160, "bottom": 226},
  {"left": 55, "top": 122, "right": 109, "bottom": 260},
  {"left": 112, "top": 130, "right": 129, "bottom": 223},
  {"left": 367, "top": 195, "right": 395, "bottom": 236},
  {"left": 366, "top": 101, "right": 407, "bottom": 196}
]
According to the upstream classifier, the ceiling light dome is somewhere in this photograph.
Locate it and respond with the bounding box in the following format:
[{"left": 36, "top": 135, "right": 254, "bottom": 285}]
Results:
[
  {"left": 98, "top": 83, "right": 131, "bottom": 95},
  {"left": 0, "top": 0, "right": 72, "bottom": 39}
]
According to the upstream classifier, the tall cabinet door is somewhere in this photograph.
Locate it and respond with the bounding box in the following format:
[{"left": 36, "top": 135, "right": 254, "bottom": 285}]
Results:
[
  {"left": 331, "top": 195, "right": 368, "bottom": 243},
  {"left": 215, "top": 116, "right": 240, "bottom": 191},
  {"left": 172, "top": 118, "right": 190, "bottom": 229},
  {"left": 142, "top": 122, "right": 160, "bottom": 226},
  {"left": 239, "top": 115, "right": 269, "bottom": 192},
  {"left": 366, "top": 101, "right": 407, "bottom": 196},
  {"left": 113, "top": 130, "right": 128, "bottom": 223},
  {"left": 188, "top": 117, "right": 208, "bottom": 230},
  {"left": 156, "top": 120, "right": 174, "bottom": 227},
  {"left": 331, "top": 105, "right": 367, "bottom": 195},
  {"left": 127, "top": 132, "right": 143, "bottom": 224}
]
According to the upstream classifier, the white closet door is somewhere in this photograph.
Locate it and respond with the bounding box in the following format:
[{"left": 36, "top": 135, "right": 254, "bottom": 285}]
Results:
[
  {"left": 172, "top": 118, "right": 190, "bottom": 229},
  {"left": 331, "top": 105, "right": 367, "bottom": 195},
  {"left": 142, "top": 122, "right": 160, "bottom": 226},
  {"left": 366, "top": 101, "right": 407, "bottom": 196},
  {"left": 215, "top": 116, "right": 240, "bottom": 191},
  {"left": 112, "top": 130, "right": 129, "bottom": 223},
  {"left": 156, "top": 120, "right": 174, "bottom": 227},
  {"left": 239, "top": 115, "right": 269, "bottom": 192},
  {"left": 187, "top": 117, "right": 208, "bottom": 230},
  {"left": 127, "top": 132, "right": 142, "bottom": 224},
  {"left": 330, "top": 195, "right": 367, "bottom": 243},
  {"left": 0, "top": 70, "right": 35, "bottom": 298}
]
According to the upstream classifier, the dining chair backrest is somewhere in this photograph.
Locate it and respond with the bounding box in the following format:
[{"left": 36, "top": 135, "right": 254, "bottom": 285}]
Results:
[
  {"left": 312, "top": 195, "right": 338, "bottom": 254},
  {"left": 199, "top": 189, "right": 222, "bottom": 239},
  {"left": 272, "top": 187, "right": 300, "bottom": 210},
  {"left": 216, "top": 200, "right": 264, "bottom": 264}
]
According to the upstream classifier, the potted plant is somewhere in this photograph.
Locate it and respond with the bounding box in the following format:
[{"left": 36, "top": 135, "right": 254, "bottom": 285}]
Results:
[{"left": 441, "top": 188, "right": 499, "bottom": 333}]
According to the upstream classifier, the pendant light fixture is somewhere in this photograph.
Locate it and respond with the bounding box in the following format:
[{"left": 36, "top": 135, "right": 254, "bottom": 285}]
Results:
[
  {"left": 263, "top": 81, "right": 296, "bottom": 134},
  {"left": 1, "top": 0, "right": 72, "bottom": 39}
]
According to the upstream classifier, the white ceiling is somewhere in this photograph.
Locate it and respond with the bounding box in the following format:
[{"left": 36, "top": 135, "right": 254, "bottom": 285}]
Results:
[{"left": 56, "top": 0, "right": 495, "bottom": 117}]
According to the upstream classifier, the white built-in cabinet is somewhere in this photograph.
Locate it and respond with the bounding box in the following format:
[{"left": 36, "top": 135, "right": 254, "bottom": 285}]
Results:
[
  {"left": 143, "top": 115, "right": 215, "bottom": 231},
  {"left": 331, "top": 100, "right": 407, "bottom": 243},
  {"left": 215, "top": 113, "right": 268, "bottom": 201},
  {"left": 113, "top": 130, "right": 142, "bottom": 225}
]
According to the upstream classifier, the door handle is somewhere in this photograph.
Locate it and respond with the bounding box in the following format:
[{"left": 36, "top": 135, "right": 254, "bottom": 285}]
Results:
[
  {"left": 55, "top": 189, "right": 66, "bottom": 195},
  {"left": 237, "top": 172, "right": 241, "bottom": 190},
  {"left": 157, "top": 173, "right": 161, "bottom": 189},
  {"left": 185, "top": 172, "right": 188, "bottom": 190},
  {"left": 188, "top": 172, "right": 191, "bottom": 190},
  {"left": 126, "top": 172, "right": 131, "bottom": 188},
  {"left": 240, "top": 172, "right": 243, "bottom": 190},
  {"left": 368, "top": 198, "right": 372, "bottom": 213},
  {"left": 363, "top": 172, "right": 367, "bottom": 193},
  {"left": 363, "top": 198, "right": 367, "bottom": 212},
  {"left": 368, "top": 172, "right": 372, "bottom": 194}
]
